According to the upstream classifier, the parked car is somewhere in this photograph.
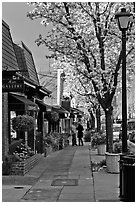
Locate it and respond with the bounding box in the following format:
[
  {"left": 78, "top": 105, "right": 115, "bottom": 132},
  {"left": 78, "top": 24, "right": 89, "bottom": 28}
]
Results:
[
  {"left": 113, "top": 123, "right": 121, "bottom": 141},
  {"left": 127, "top": 119, "right": 135, "bottom": 136},
  {"left": 119, "top": 119, "right": 135, "bottom": 142},
  {"left": 127, "top": 119, "right": 135, "bottom": 143}
]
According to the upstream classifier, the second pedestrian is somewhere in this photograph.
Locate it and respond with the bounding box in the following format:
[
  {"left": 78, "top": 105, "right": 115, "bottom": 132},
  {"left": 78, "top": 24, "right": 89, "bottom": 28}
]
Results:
[{"left": 76, "top": 121, "right": 84, "bottom": 146}]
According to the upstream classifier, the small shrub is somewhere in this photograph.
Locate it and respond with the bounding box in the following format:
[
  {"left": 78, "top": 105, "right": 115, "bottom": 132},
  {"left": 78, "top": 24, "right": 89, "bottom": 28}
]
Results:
[
  {"left": 113, "top": 141, "right": 122, "bottom": 153},
  {"left": 2, "top": 154, "right": 20, "bottom": 175},
  {"left": 113, "top": 140, "right": 132, "bottom": 154},
  {"left": 44, "top": 135, "right": 53, "bottom": 146},
  {"left": 99, "top": 159, "right": 106, "bottom": 166},
  {"left": 9, "top": 139, "right": 23, "bottom": 154},
  {"left": 91, "top": 159, "right": 106, "bottom": 172},
  {"left": 92, "top": 132, "right": 106, "bottom": 147},
  {"left": 12, "top": 143, "right": 35, "bottom": 161}
]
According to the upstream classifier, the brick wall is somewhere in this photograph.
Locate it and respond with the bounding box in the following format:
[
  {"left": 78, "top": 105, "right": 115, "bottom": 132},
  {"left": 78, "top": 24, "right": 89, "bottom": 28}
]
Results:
[
  {"left": 2, "top": 93, "right": 9, "bottom": 161},
  {"left": 11, "top": 154, "right": 41, "bottom": 175}
]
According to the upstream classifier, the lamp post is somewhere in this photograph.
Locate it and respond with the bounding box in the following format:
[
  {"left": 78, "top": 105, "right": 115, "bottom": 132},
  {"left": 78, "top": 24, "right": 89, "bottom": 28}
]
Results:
[
  {"left": 115, "top": 8, "right": 133, "bottom": 200},
  {"left": 115, "top": 8, "right": 133, "bottom": 153}
]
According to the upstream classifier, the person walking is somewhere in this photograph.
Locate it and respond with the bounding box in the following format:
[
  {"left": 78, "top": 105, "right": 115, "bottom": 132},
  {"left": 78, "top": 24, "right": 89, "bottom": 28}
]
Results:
[
  {"left": 71, "top": 122, "right": 77, "bottom": 146},
  {"left": 76, "top": 121, "right": 84, "bottom": 146}
]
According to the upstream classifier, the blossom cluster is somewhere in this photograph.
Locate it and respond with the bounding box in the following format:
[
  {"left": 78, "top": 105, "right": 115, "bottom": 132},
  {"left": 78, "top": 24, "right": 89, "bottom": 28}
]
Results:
[
  {"left": 12, "top": 115, "right": 35, "bottom": 131},
  {"left": 92, "top": 132, "right": 106, "bottom": 146},
  {"left": 13, "top": 143, "right": 35, "bottom": 161}
]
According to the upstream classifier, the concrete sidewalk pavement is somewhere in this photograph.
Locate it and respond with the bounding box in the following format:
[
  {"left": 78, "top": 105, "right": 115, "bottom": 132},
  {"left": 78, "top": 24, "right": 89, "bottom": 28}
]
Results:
[
  {"left": 89, "top": 148, "right": 120, "bottom": 202},
  {"left": 2, "top": 143, "right": 120, "bottom": 202}
]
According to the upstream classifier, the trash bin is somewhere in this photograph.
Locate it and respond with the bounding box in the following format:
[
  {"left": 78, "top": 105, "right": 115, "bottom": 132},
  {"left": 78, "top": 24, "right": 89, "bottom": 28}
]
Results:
[{"left": 120, "top": 155, "right": 135, "bottom": 202}]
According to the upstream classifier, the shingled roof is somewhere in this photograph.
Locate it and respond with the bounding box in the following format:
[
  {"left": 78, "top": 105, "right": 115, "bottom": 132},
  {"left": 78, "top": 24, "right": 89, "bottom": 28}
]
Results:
[
  {"left": 13, "top": 41, "right": 40, "bottom": 86},
  {"left": 2, "top": 20, "right": 51, "bottom": 96},
  {"left": 2, "top": 20, "right": 19, "bottom": 71}
]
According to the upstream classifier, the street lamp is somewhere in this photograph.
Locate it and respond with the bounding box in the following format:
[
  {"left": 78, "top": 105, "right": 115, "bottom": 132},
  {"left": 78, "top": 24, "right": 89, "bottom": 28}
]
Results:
[
  {"left": 115, "top": 8, "right": 134, "bottom": 201},
  {"left": 115, "top": 8, "right": 133, "bottom": 153}
]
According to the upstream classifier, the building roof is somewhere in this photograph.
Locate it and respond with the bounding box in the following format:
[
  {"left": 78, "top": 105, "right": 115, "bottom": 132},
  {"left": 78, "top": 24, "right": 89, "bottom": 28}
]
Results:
[
  {"left": 2, "top": 20, "right": 19, "bottom": 71},
  {"left": 13, "top": 41, "right": 40, "bottom": 86},
  {"left": 52, "top": 105, "right": 69, "bottom": 113},
  {"left": 2, "top": 20, "right": 52, "bottom": 97}
]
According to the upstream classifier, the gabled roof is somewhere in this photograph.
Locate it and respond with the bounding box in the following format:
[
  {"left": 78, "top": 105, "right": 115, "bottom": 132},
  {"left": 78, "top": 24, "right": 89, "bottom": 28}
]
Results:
[
  {"left": 13, "top": 41, "right": 40, "bottom": 86},
  {"left": 2, "top": 20, "right": 52, "bottom": 97},
  {"left": 2, "top": 20, "right": 19, "bottom": 71}
]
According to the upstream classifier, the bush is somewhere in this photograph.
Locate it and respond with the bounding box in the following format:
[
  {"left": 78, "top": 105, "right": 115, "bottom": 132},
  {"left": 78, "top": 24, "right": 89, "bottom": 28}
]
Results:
[
  {"left": 43, "top": 132, "right": 69, "bottom": 151},
  {"left": 113, "top": 141, "right": 122, "bottom": 153},
  {"left": 91, "top": 159, "right": 106, "bottom": 172},
  {"left": 9, "top": 139, "right": 23, "bottom": 154},
  {"left": 2, "top": 154, "right": 20, "bottom": 175},
  {"left": 44, "top": 132, "right": 60, "bottom": 150},
  {"left": 99, "top": 159, "right": 106, "bottom": 166},
  {"left": 11, "top": 143, "right": 35, "bottom": 161},
  {"left": 92, "top": 132, "right": 106, "bottom": 147},
  {"left": 113, "top": 140, "right": 133, "bottom": 154}
]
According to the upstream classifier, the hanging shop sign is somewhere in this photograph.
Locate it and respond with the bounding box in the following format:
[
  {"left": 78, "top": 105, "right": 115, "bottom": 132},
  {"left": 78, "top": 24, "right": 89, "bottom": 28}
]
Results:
[{"left": 2, "top": 79, "right": 24, "bottom": 92}]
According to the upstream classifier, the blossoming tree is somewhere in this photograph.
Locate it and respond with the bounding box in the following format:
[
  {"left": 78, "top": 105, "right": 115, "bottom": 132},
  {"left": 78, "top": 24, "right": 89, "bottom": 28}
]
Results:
[{"left": 27, "top": 2, "right": 135, "bottom": 152}]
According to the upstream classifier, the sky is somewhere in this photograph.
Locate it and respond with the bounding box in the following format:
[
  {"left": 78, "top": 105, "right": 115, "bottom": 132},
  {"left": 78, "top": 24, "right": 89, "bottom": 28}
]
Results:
[{"left": 2, "top": 2, "right": 51, "bottom": 74}]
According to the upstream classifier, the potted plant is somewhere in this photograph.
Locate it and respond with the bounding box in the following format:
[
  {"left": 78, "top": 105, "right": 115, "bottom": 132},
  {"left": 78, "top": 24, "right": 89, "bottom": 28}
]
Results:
[
  {"left": 12, "top": 115, "right": 35, "bottom": 146},
  {"left": 105, "top": 140, "right": 122, "bottom": 173},
  {"left": 105, "top": 139, "right": 135, "bottom": 174},
  {"left": 92, "top": 132, "right": 106, "bottom": 155}
]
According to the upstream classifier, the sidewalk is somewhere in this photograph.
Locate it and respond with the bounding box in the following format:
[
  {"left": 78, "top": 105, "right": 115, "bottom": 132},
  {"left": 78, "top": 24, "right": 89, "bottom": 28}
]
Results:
[
  {"left": 89, "top": 148, "right": 120, "bottom": 202},
  {"left": 2, "top": 143, "right": 120, "bottom": 202}
]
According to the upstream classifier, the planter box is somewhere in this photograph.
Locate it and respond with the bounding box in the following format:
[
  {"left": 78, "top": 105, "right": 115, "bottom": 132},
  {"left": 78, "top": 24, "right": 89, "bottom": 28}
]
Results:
[
  {"left": 97, "top": 144, "right": 106, "bottom": 155},
  {"left": 11, "top": 154, "right": 41, "bottom": 175},
  {"left": 105, "top": 152, "right": 120, "bottom": 174}
]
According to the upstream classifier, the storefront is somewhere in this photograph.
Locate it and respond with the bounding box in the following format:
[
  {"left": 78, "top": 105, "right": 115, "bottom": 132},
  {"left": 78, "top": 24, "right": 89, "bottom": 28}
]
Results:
[{"left": 2, "top": 20, "right": 52, "bottom": 159}]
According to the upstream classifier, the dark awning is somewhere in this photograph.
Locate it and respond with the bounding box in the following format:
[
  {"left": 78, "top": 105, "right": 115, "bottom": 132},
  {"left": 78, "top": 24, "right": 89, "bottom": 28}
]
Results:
[
  {"left": 35, "top": 99, "right": 51, "bottom": 112},
  {"left": 52, "top": 105, "right": 69, "bottom": 114},
  {"left": 52, "top": 105, "right": 69, "bottom": 119},
  {"left": 9, "top": 94, "right": 38, "bottom": 111},
  {"left": 70, "top": 107, "right": 84, "bottom": 115}
]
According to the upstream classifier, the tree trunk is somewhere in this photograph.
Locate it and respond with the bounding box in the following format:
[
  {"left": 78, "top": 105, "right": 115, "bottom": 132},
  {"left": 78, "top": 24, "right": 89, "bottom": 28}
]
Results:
[
  {"left": 96, "top": 106, "right": 101, "bottom": 132},
  {"left": 89, "top": 111, "right": 95, "bottom": 129},
  {"left": 105, "top": 107, "right": 113, "bottom": 153}
]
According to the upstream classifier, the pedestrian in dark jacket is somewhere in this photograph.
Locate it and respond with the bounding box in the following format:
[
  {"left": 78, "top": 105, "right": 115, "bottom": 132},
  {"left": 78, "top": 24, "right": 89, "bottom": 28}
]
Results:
[
  {"left": 76, "top": 122, "right": 84, "bottom": 146},
  {"left": 71, "top": 122, "right": 77, "bottom": 146}
]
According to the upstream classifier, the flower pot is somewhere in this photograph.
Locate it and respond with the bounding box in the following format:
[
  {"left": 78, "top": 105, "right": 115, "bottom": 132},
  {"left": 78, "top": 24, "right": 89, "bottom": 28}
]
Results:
[
  {"left": 97, "top": 144, "right": 106, "bottom": 155},
  {"left": 105, "top": 152, "right": 120, "bottom": 173}
]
